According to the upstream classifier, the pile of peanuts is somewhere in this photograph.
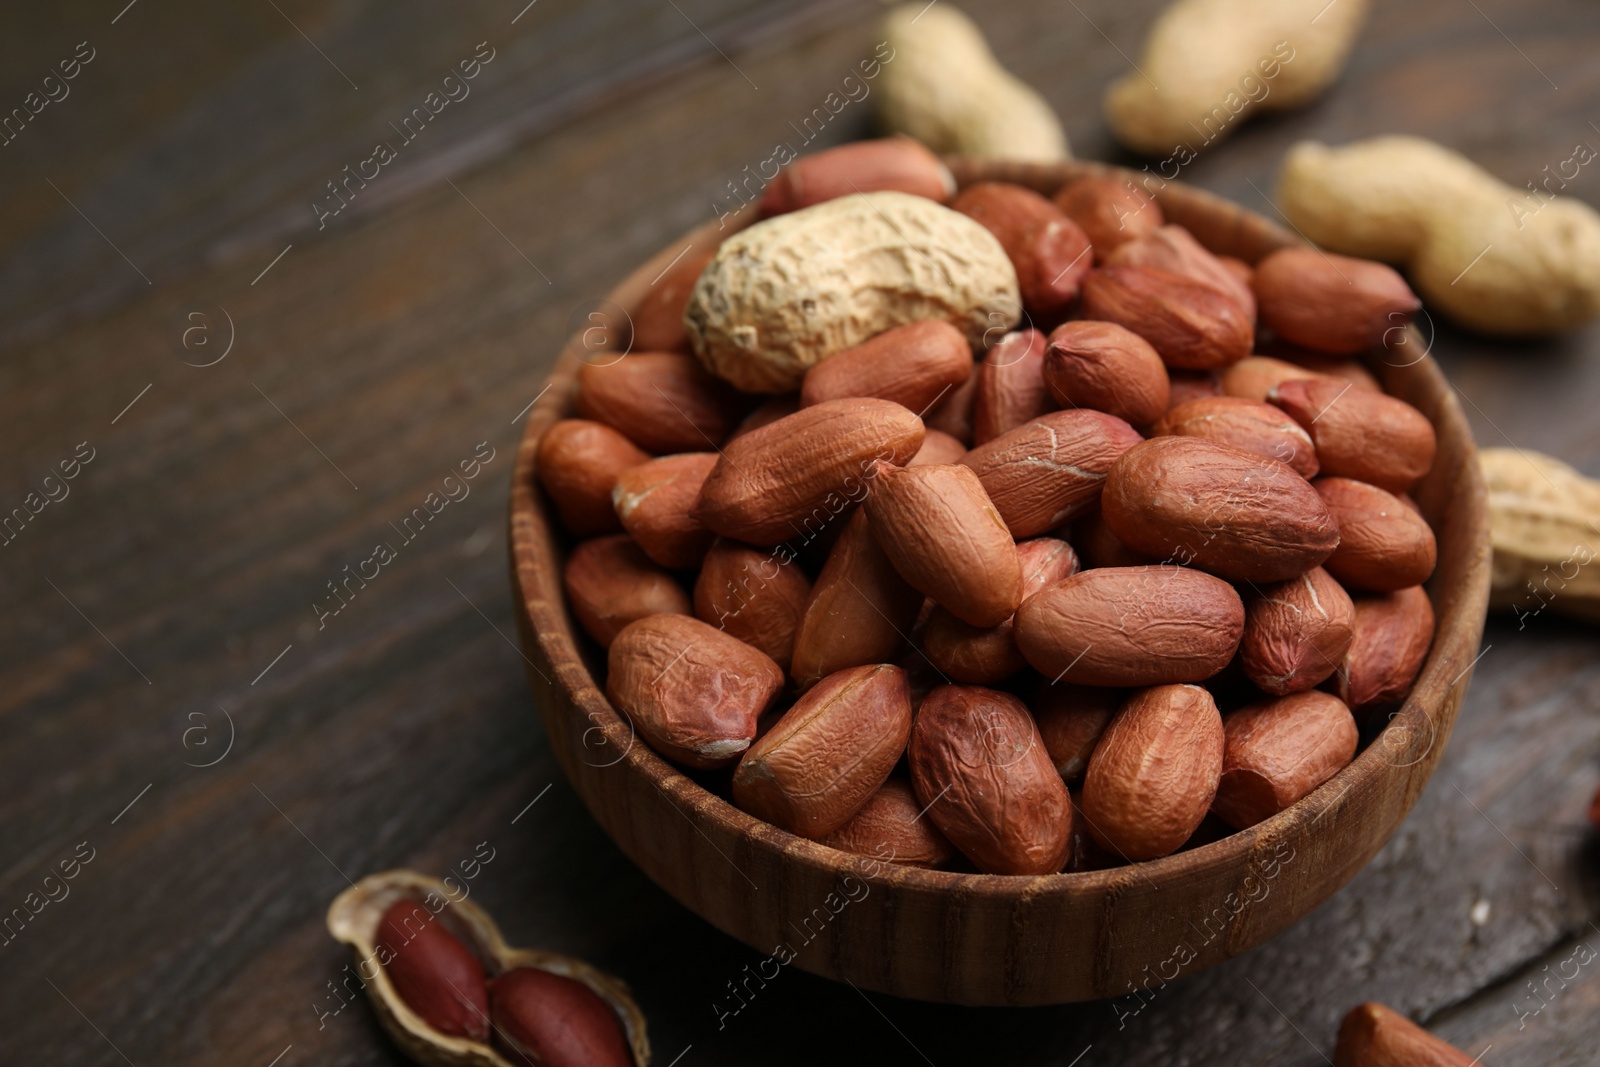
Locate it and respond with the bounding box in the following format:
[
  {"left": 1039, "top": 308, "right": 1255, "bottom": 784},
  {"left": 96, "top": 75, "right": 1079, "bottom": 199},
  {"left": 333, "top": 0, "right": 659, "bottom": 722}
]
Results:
[{"left": 535, "top": 139, "right": 1439, "bottom": 876}]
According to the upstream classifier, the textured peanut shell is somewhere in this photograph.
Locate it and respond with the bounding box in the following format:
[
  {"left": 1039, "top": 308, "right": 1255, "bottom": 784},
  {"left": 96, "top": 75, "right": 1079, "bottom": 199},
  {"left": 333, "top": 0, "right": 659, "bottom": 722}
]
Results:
[
  {"left": 799, "top": 320, "right": 971, "bottom": 414},
  {"left": 693, "top": 540, "right": 812, "bottom": 671},
  {"left": 326, "top": 870, "right": 650, "bottom": 1067},
  {"left": 1153, "top": 395, "right": 1318, "bottom": 478},
  {"left": 1213, "top": 691, "right": 1358, "bottom": 830},
  {"left": 1013, "top": 565, "right": 1244, "bottom": 686},
  {"left": 576, "top": 352, "right": 745, "bottom": 454},
  {"left": 865, "top": 462, "right": 1022, "bottom": 627},
  {"left": 1336, "top": 586, "right": 1435, "bottom": 713},
  {"left": 816, "top": 778, "right": 956, "bottom": 868},
  {"left": 732, "top": 664, "right": 913, "bottom": 838},
  {"left": 1104, "top": 0, "right": 1371, "bottom": 156},
  {"left": 962, "top": 409, "right": 1144, "bottom": 538},
  {"left": 876, "top": 4, "right": 1069, "bottom": 163},
  {"left": 908, "top": 685, "right": 1074, "bottom": 875},
  {"left": 605, "top": 614, "right": 784, "bottom": 768},
  {"left": 685, "top": 191, "right": 1020, "bottom": 393},
  {"left": 1272, "top": 378, "right": 1436, "bottom": 493},
  {"left": 1334, "top": 1001, "right": 1475, "bottom": 1066},
  {"left": 790, "top": 510, "right": 923, "bottom": 688},
  {"left": 565, "top": 535, "right": 692, "bottom": 648},
  {"left": 1316, "top": 478, "right": 1438, "bottom": 592},
  {"left": 1279, "top": 136, "right": 1600, "bottom": 335},
  {"left": 922, "top": 538, "right": 1079, "bottom": 684},
  {"left": 1102, "top": 436, "right": 1339, "bottom": 582},
  {"left": 1081, "top": 684, "right": 1224, "bottom": 862},
  {"left": 1239, "top": 566, "right": 1354, "bottom": 695},
  {"left": 1480, "top": 447, "right": 1600, "bottom": 620},
  {"left": 612, "top": 453, "right": 718, "bottom": 569},
  {"left": 693, "top": 398, "right": 923, "bottom": 545}
]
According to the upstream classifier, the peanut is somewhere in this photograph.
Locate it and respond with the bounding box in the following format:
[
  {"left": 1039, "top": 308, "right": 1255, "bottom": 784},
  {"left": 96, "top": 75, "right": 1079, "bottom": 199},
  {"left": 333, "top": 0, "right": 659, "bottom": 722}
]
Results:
[
  {"left": 1252, "top": 247, "right": 1419, "bottom": 355},
  {"left": 951, "top": 181, "right": 1093, "bottom": 317},
  {"left": 1053, "top": 176, "right": 1164, "bottom": 260},
  {"left": 693, "top": 539, "right": 812, "bottom": 671},
  {"left": 565, "top": 535, "right": 692, "bottom": 648},
  {"left": 1080, "top": 265, "right": 1254, "bottom": 370},
  {"left": 1154, "top": 395, "right": 1319, "bottom": 478},
  {"left": 1336, "top": 586, "right": 1434, "bottom": 713},
  {"left": 1334, "top": 1001, "right": 1475, "bottom": 1066},
  {"left": 490, "top": 966, "right": 633, "bottom": 1067},
  {"left": 1480, "top": 447, "right": 1600, "bottom": 621},
  {"left": 1239, "top": 566, "right": 1354, "bottom": 695},
  {"left": 758, "top": 137, "right": 953, "bottom": 217},
  {"left": 1271, "top": 377, "right": 1436, "bottom": 493},
  {"left": 817, "top": 778, "right": 957, "bottom": 868},
  {"left": 577, "top": 352, "right": 746, "bottom": 454},
  {"left": 1106, "top": 224, "right": 1255, "bottom": 319},
  {"left": 1315, "top": 478, "right": 1438, "bottom": 591},
  {"left": 799, "top": 320, "right": 971, "bottom": 414},
  {"left": 922, "top": 537, "right": 1078, "bottom": 683},
  {"left": 1213, "top": 690, "right": 1358, "bottom": 829},
  {"left": 971, "top": 328, "right": 1052, "bottom": 444},
  {"left": 1042, "top": 320, "right": 1170, "bottom": 427},
  {"left": 377, "top": 899, "right": 490, "bottom": 1041},
  {"left": 536, "top": 420, "right": 649, "bottom": 537}
]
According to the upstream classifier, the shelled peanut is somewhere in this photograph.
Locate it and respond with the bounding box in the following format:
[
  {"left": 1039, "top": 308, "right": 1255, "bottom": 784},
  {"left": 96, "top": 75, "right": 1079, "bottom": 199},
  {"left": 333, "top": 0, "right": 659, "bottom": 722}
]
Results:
[{"left": 535, "top": 141, "right": 1444, "bottom": 875}]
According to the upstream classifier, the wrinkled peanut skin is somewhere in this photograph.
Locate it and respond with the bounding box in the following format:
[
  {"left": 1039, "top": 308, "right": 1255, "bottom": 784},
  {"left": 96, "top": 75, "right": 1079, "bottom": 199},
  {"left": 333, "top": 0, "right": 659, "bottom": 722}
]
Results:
[
  {"left": 962, "top": 409, "right": 1144, "bottom": 538},
  {"left": 576, "top": 351, "right": 746, "bottom": 454},
  {"left": 799, "top": 320, "right": 972, "bottom": 414},
  {"left": 923, "top": 538, "right": 1079, "bottom": 684},
  {"left": 565, "top": 535, "right": 692, "bottom": 648},
  {"left": 732, "top": 664, "right": 913, "bottom": 838},
  {"left": 693, "top": 539, "right": 812, "bottom": 671},
  {"left": 1043, "top": 320, "right": 1170, "bottom": 428},
  {"left": 606, "top": 614, "right": 784, "bottom": 768},
  {"left": 1239, "top": 566, "right": 1354, "bottom": 695},
  {"left": 951, "top": 181, "right": 1093, "bottom": 319},
  {"left": 1272, "top": 378, "right": 1436, "bottom": 493},
  {"left": 612, "top": 453, "right": 718, "bottom": 569},
  {"left": 972, "top": 328, "right": 1053, "bottom": 445},
  {"left": 1337, "top": 586, "right": 1435, "bottom": 713},
  {"left": 1082, "top": 684, "right": 1224, "bottom": 862},
  {"left": 1053, "top": 176, "right": 1163, "bottom": 259},
  {"left": 817, "top": 777, "right": 957, "bottom": 868},
  {"left": 1033, "top": 683, "right": 1122, "bottom": 782},
  {"left": 1106, "top": 224, "right": 1256, "bottom": 320},
  {"left": 631, "top": 244, "right": 715, "bottom": 353},
  {"left": 1334, "top": 1001, "right": 1476, "bottom": 1067},
  {"left": 1014, "top": 565, "right": 1244, "bottom": 686},
  {"left": 759, "top": 137, "right": 954, "bottom": 217},
  {"left": 1316, "top": 478, "right": 1438, "bottom": 591},
  {"left": 909, "top": 685, "right": 1074, "bottom": 875},
  {"left": 1213, "top": 691, "right": 1358, "bottom": 830},
  {"left": 1102, "top": 436, "right": 1340, "bottom": 583},
  {"left": 866, "top": 462, "right": 1022, "bottom": 628},
  {"left": 1253, "top": 246, "right": 1419, "bottom": 355},
  {"left": 1080, "top": 265, "right": 1254, "bottom": 370},
  {"left": 1153, "top": 396, "right": 1318, "bottom": 479}
]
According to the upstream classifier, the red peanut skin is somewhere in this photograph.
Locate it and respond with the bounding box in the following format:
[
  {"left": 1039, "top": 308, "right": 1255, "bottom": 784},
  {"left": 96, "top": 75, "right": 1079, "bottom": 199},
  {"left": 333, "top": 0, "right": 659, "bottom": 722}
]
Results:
[
  {"left": 1337, "top": 586, "right": 1435, "bottom": 713},
  {"left": 1080, "top": 265, "right": 1254, "bottom": 370},
  {"left": 377, "top": 900, "right": 490, "bottom": 1041},
  {"left": 972, "top": 329, "right": 1052, "bottom": 445},
  {"left": 962, "top": 409, "right": 1144, "bottom": 538},
  {"left": 951, "top": 181, "right": 1094, "bottom": 319},
  {"left": 1082, "top": 684, "right": 1224, "bottom": 862},
  {"left": 759, "top": 137, "right": 954, "bottom": 216},
  {"left": 1153, "top": 395, "right": 1319, "bottom": 479},
  {"left": 1271, "top": 378, "right": 1437, "bottom": 493},
  {"left": 1043, "top": 320, "right": 1170, "bottom": 427},
  {"left": 576, "top": 351, "right": 746, "bottom": 454},
  {"left": 800, "top": 320, "right": 972, "bottom": 414},
  {"left": 817, "top": 778, "right": 957, "bottom": 868},
  {"left": 1212, "top": 691, "right": 1358, "bottom": 830},
  {"left": 1333, "top": 1001, "right": 1475, "bottom": 1067},
  {"left": 1315, "top": 477, "right": 1438, "bottom": 591},
  {"left": 1105, "top": 224, "right": 1256, "bottom": 320},
  {"left": 1239, "top": 566, "right": 1355, "bottom": 695},
  {"left": 631, "top": 245, "right": 715, "bottom": 352},
  {"left": 565, "top": 535, "right": 692, "bottom": 648},
  {"left": 536, "top": 420, "right": 650, "bottom": 537},
  {"left": 1253, "top": 247, "right": 1420, "bottom": 355},
  {"left": 922, "top": 538, "right": 1079, "bottom": 684},
  {"left": 1053, "top": 175, "right": 1164, "bottom": 260},
  {"left": 693, "top": 538, "right": 812, "bottom": 671},
  {"left": 490, "top": 966, "right": 633, "bottom": 1067},
  {"left": 612, "top": 453, "right": 719, "bottom": 570}
]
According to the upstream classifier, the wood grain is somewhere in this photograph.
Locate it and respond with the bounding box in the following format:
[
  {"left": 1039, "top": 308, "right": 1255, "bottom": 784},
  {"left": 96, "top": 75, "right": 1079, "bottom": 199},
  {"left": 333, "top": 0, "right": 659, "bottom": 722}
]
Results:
[{"left": 1, "top": 0, "right": 1599, "bottom": 1061}]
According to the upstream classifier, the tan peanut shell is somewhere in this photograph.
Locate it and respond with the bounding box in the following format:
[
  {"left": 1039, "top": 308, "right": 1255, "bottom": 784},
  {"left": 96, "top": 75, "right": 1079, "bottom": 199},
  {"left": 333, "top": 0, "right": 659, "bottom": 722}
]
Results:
[
  {"left": 1081, "top": 684, "right": 1224, "bottom": 862},
  {"left": 732, "top": 664, "right": 913, "bottom": 837},
  {"left": 865, "top": 462, "right": 1022, "bottom": 627},
  {"left": 1315, "top": 477, "right": 1438, "bottom": 592},
  {"left": 922, "top": 537, "right": 1079, "bottom": 684},
  {"left": 1271, "top": 377, "right": 1436, "bottom": 493},
  {"left": 816, "top": 778, "right": 956, "bottom": 868},
  {"left": 1153, "top": 395, "right": 1318, "bottom": 478},
  {"left": 326, "top": 870, "right": 651, "bottom": 1067},
  {"left": 612, "top": 453, "right": 718, "bottom": 569},
  {"left": 1278, "top": 135, "right": 1600, "bottom": 335},
  {"left": 1239, "top": 566, "right": 1354, "bottom": 695},
  {"left": 909, "top": 685, "right": 1074, "bottom": 875},
  {"left": 536, "top": 420, "right": 650, "bottom": 537},
  {"left": 685, "top": 191, "right": 1020, "bottom": 393},
  {"left": 1480, "top": 447, "right": 1600, "bottom": 621},
  {"left": 693, "top": 539, "right": 812, "bottom": 671},
  {"left": 565, "top": 535, "right": 692, "bottom": 648},
  {"left": 1013, "top": 565, "right": 1244, "bottom": 686},
  {"left": 876, "top": 4, "right": 1069, "bottom": 162},
  {"left": 1212, "top": 691, "right": 1358, "bottom": 830},
  {"left": 971, "top": 328, "right": 1052, "bottom": 444},
  {"left": 962, "top": 409, "right": 1144, "bottom": 538},
  {"left": 1102, "top": 436, "right": 1339, "bottom": 582},
  {"left": 693, "top": 398, "right": 923, "bottom": 545},
  {"left": 1042, "top": 320, "right": 1170, "bottom": 427},
  {"left": 758, "top": 137, "right": 954, "bottom": 217},
  {"left": 1080, "top": 265, "right": 1254, "bottom": 370},
  {"left": 790, "top": 509, "right": 922, "bottom": 688},
  {"left": 1336, "top": 586, "right": 1434, "bottom": 713},
  {"left": 606, "top": 614, "right": 784, "bottom": 768},
  {"left": 799, "top": 320, "right": 972, "bottom": 414},
  {"left": 1104, "top": 0, "right": 1371, "bottom": 156},
  {"left": 576, "top": 352, "right": 745, "bottom": 454}
]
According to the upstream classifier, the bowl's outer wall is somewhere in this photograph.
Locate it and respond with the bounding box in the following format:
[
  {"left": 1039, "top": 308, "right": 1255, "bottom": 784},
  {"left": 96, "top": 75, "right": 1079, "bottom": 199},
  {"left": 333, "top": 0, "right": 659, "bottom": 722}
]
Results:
[{"left": 508, "top": 160, "right": 1492, "bottom": 1005}]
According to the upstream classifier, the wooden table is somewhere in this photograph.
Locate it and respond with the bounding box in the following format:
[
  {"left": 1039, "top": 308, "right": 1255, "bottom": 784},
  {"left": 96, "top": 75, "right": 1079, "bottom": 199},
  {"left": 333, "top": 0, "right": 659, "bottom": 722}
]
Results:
[{"left": 3, "top": 0, "right": 1598, "bottom": 1063}]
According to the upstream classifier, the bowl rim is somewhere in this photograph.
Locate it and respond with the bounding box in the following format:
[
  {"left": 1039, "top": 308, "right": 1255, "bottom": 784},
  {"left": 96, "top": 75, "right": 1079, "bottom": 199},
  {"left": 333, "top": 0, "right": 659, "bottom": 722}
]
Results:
[{"left": 508, "top": 158, "right": 1491, "bottom": 902}]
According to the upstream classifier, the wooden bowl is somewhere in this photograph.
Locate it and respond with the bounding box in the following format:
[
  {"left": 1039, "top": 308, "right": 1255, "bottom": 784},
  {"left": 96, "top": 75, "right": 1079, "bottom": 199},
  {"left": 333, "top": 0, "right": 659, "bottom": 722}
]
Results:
[{"left": 508, "top": 159, "right": 1491, "bottom": 1006}]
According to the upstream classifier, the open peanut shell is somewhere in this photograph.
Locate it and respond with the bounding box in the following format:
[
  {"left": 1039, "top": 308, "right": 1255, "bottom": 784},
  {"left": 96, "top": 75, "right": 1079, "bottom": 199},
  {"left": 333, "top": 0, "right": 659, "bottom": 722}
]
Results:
[{"left": 326, "top": 869, "right": 651, "bottom": 1066}]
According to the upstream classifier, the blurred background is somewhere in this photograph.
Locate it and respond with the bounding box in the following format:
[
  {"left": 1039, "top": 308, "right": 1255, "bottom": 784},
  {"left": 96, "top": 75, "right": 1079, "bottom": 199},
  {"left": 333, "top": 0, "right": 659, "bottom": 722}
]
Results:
[{"left": 2, "top": 1, "right": 1598, "bottom": 1063}]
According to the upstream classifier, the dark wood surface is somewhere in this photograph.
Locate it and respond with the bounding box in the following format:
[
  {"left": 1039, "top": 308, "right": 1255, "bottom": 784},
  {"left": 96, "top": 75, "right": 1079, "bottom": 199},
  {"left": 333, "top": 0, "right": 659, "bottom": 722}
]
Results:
[{"left": 3, "top": 0, "right": 1598, "bottom": 1063}]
